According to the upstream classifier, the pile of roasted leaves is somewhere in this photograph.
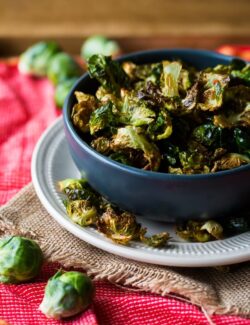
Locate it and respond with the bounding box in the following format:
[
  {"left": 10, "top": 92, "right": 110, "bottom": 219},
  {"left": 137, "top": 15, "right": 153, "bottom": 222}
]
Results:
[
  {"left": 71, "top": 55, "right": 250, "bottom": 174},
  {"left": 59, "top": 179, "right": 250, "bottom": 247}
]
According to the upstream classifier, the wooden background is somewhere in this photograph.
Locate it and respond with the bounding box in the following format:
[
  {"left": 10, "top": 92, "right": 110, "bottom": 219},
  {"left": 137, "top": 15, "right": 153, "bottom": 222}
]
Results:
[{"left": 0, "top": 0, "right": 249, "bottom": 55}]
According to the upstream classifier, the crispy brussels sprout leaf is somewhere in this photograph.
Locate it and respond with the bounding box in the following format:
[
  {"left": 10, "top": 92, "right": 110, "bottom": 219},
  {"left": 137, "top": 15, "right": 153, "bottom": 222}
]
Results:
[
  {"left": 214, "top": 102, "right": 250, "bottom": 128},
  {"left": 212, "top": 153, "right": 250, "bottom": 172},
  {"left": 231, "top": 64, "right": 250, "bottom": 85},
  {"left": 140, "top": 229, "right": 170, "bottom": 248},
  {"left": 176, "top": 220, "right": 223, "bottom": 242},
  {"left": 65, "top": 200, "right": 98, "bottom": 226},
  {"left": 161, "top": 61, "right": 182, "bottom": 97},
  {"left": 112, "top": 126, "right": 161, "bottom": 171},
  {"left": 147, "top": 110, "right": 172, "bottom": 140},
  {"left": 192, "top": 123, "right": 224, "bottom": 148},
  {"left": 91, "top": 137, "right": 111, "bottom": 154},
  {"left": 200, "top": 220, "right": 223, "bottom": 240},
  {"left": 0, "top": 236, "right": 43, "bottom": 283},
  {"left": 119, "top": 95, "right": 156, "bottom": 127},
  {"left": 109, "top": 152, "right": 132, "bottom": 166},
  {"left": 181, "top": 82, "right": 199, "bottom": 112},
  {"left": 179, "top": 141, "right": 210, "bottom": 174},
  {"left": 89, "top": 101, "right": 117, "bottom": 134},
  {"left": 198, "top": 72, "right": 230, "bottom": 111},
  {"left": 58, "top": 178, "right": 86, "bottom": 192},
  {"left": 97, "top": 207, "right": 141, "bottom": 245},
  {"left": 87, "top": 54, "right": 129, "bottom": 95},
  {"left": 18, "top": 41, "right": 61, "bottom": 76},
  {"left": 71, "top": 92, "right": 98, "bottom": 133},
  {"left": 39, "top": 270, "right": 94, "bottom": 319}
]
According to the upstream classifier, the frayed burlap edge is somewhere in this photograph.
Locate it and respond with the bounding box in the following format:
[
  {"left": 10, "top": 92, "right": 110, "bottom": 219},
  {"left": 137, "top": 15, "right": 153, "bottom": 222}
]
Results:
[{"left": 0, "top": 183, "right": 249, "bottom": 320}]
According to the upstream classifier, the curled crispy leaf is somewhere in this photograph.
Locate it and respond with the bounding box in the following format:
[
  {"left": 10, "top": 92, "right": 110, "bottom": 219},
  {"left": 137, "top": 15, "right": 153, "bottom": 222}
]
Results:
[
  {"left": 89, "top": 101, "right": 117, "bottom": 134},
  {"left": 211, "top": 153, "right": 250, "bottom": 172},
  {"left": 91, "top": 137, "right": 111, "bottom": 154},
  {"left": 176, "top": 220, "right": 223, "bottom": 242},
  {"left": 71, "top": 92, "right": 98, "bottom": 133},
  {"left": 112, "top": 126, "right": 161, "bottom": 171},
  {"left": 198, "top": 72, "right": 230, "bottom": 111},
  {"left": 161, "top": 61, "right": 182, "bottom": 97},
  {"left": 147, "top": 110, "right": 172, "bottom": 140},
  {"left": 140, "top": 229, "right": 170, "bottom": 248},
  {"left": 65, "top": 200, "right": 98, "bottom": 226},
  {"left": 97, "top": 207, "right": 141, "bottom": 245}
]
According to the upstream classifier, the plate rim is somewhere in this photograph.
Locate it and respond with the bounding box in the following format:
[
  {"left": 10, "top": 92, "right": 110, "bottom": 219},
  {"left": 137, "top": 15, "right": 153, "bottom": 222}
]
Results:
[{"left": 31, "top": 117, "right": 250, "bottom": 267}]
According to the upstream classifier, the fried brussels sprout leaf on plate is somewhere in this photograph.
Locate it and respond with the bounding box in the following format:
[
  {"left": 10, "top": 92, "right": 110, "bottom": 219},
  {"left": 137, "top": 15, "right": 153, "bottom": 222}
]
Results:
[
  {"left": 59, "top": 179, "right": 170, "bottom": 248},
  {"left": 176, "top": 220, "right": 223, "bottom": 242}
]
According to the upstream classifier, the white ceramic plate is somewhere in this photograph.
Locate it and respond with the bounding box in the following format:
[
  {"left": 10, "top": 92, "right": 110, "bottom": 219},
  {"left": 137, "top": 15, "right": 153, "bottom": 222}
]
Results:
[{"left": 31, "top": 117, "right": 250, "bottom": 267}]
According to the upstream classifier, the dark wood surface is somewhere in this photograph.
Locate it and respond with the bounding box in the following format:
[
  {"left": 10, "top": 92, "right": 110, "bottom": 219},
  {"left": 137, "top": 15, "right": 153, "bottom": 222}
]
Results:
[
  {"left": 1, "top": 35, "right": 250, "bottom": 57},
  {"left": 0, "top": 0, "right": 249, "bottom": 56}
]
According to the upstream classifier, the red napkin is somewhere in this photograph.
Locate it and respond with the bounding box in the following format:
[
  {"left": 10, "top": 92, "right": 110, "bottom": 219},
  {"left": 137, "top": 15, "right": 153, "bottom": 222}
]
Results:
[{"left": 0, "top": 62, "right": 249, "bottom": 325}]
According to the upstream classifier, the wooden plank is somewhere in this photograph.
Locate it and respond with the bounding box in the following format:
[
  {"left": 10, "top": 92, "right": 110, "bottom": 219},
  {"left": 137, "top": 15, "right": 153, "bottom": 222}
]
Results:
[
  {"left": 0, "top": 35, "right": 250, "bottom": 57},
  {"left": 0, "top": 0, "right": 249, "bottom": 37}
]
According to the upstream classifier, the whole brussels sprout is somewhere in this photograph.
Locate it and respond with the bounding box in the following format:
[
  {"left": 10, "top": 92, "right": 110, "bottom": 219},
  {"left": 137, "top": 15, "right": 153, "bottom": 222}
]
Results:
[
  {"left": 47, "top": 53, "right": 83, "bottom": 85},
  {"left": 81, "top": 35, "right": 120, "bottom": 60},
  {"left": 18, "top": 41, "right": 61, "bottom": 76},
  {"left": 39, "top": 270, "right": 94, "bottom": 319},
  {"left": 0, "top": 236, "right": 43, "bottom": 283},
  {"left": 54, "top": 77, "right": 78, "bottom": 108}
]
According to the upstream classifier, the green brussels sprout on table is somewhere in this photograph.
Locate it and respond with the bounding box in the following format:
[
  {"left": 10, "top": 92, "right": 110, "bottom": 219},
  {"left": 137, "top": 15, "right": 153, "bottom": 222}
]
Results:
[
  {"left": 39, "top": 270, "right": 94, "bottom": 319},
  {"left": 54, "top": 77, "right": 78, "bottom": 108},
  {"left": 47, "top": 52, "right": 83, "bottom": 85},
  {"left": 0, "top": 236, "right": 43, "bottom": 283},
  {"left": 81, "top": 35, "right": 120, "bottom": 60},
  {"left": 18, "top": 41, "right": 61, "bottom": 76}
]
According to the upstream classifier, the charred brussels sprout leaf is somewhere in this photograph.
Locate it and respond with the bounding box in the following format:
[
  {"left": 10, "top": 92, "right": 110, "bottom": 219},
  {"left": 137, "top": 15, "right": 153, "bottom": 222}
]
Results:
[
  {"left": 147, "top": 110, "right": 172, "bottom": 141},
  {"left": 97, "top": 207, "right": 141, "bottom": 245},
  {"left": 0, "top": 236, "right": 43, "bottom": 283},
  {"left": 18, "top": 41, "right": 61, "bottom": 76},
  {"left": 212, "top": 153, "right": 250, "bottom": 172},
  {"left": 91, "top": 137, "right": 111, "bottom": 154},
  {"left": 87, "top": 54, "right": 129, "bottom": 95},
  {"left": 192, "top": 123, "right": 224, "bottom": 148},
  {"left": 198, "top": 72, "right": 230, "bottom": 111},
  {"left": 176, "top": 220, "right": 223, "bottom": 242},
  {"left": 231, "top": 64, "right": 250, "bottom": 85},
  {"left": 71, "top": 92, "right": 98, "bottom": 133},
  {"left": 140, "top": 230, "right": 170, "bottom": 248},
  {"left": 119, "top": 95, "right": 156, "bottom": 127},
  {"left": 109, "top": 152, "right": 132, "bottom": 165},
  {"left": 112, "top": 126, "right": 161, "bottom": 171},
  {"left": 48, "top": 53, "right": 83, "bottom": 85},
  {"left": 65, "top": 200, "right": 98, "bottom": 226},
  {"left": 39, "top": 270, "right": 94, "bottom": 319},
  {"left": 89, "top": 101, "right": 117, "bottom": 134}
]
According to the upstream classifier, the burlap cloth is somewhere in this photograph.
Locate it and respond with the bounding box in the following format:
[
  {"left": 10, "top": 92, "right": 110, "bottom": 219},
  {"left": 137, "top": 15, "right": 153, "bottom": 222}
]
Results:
[{"left": 0, "top": 183, "right": 249, "bottom": 318}]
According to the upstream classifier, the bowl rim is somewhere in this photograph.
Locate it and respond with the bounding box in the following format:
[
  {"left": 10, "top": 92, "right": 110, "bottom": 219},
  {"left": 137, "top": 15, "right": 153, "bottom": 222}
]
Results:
[{"left": 63, "top": 48, "right": 250, "bottom": 180}]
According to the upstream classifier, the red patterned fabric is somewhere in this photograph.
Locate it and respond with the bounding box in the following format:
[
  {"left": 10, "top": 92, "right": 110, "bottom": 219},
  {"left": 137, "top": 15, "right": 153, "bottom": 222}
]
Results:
[{"left": 0, "top": 62, "right": 249, "bottom": 325}]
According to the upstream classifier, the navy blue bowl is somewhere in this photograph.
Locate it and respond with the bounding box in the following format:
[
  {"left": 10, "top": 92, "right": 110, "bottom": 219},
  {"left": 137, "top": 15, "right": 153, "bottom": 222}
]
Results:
[{"left": 63, "top": 49, "right": 250, "bottom": 222}]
